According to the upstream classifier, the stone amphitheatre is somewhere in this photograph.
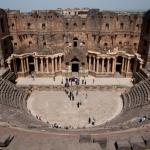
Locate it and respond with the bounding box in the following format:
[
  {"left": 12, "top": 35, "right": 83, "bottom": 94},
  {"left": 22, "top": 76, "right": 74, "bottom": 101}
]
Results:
[{"left": 0, "top": 7, "right": 150, "bottom": 150}]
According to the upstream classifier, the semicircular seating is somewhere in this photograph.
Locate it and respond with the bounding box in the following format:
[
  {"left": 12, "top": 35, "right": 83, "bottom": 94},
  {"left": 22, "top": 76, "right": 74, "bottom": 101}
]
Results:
[
  {"left": 0, "top": 78, "right": 29, "bottom": 109},
  {"left": 122, "top": 78, "right": 150, "bottom": 110}
]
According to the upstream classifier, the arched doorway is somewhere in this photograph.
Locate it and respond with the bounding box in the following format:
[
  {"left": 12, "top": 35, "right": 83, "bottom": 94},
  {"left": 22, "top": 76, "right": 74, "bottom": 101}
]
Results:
[
  {"left": 116, "top": 56, "right": 123, "bottom": 74},
  {"left": 28, "top": 56, "right": 35, "bottom": 73},
  {"left": 73, "top": 37, "right": 78, "bottom": 47},
  {"left": 71, "top": 57, "right": 80, "bottom": 72}
]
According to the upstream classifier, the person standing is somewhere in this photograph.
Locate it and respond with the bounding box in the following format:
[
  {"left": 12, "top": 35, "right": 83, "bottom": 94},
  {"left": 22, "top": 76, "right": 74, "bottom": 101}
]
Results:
[{"left": 88, "top": 117, "right": 91, "bottom": 124}]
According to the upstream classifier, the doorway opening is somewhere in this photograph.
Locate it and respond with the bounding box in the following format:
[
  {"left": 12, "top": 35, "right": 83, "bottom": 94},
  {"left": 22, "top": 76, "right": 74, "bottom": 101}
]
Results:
[
  {"left": 116, "top": 56, "right": 123, "bottom": 74},
  {"left": 71, "top": 57, "right": 80, "bottom": 72},
  {"left": 28, "top": 56, "right": 35, "bottom": 73},
  {"left": 73, "top": 41, "right": 77, "bottom": 47},
  {"left": 73, "top": 37, "right": 78, "bottom": 48},
  {"left": 72, "top": 64, "right": 79, "bottom": 72}
]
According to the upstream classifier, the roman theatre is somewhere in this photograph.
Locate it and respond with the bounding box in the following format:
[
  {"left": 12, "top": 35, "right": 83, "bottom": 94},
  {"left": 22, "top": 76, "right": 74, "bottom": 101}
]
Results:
[{"left": 1, "top": 8, "right": 150, "bottom": 149}]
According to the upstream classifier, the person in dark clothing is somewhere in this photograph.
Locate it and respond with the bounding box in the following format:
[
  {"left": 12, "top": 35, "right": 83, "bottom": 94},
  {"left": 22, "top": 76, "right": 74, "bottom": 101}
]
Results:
[
  {"left": 88, "top": 117, "right": 91, "bottom": 124},
  {"left": 77, "top": 102, "right": 80, "bottom": 108}
]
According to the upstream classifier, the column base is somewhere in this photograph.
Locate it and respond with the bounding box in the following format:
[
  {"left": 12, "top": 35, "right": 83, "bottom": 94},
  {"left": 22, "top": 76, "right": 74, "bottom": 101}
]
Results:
[
  {"left": 17, "top": 72, "right": 29, "bottom": 77},
  {"left": 35, "top": 71, "right": 62, "bottom": 77},
  {"left": 89, "top": 71, "right": 115, "bottom": 77}
]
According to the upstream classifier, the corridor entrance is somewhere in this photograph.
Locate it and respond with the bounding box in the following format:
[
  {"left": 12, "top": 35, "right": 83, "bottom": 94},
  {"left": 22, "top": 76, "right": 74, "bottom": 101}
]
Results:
[
  {"left": 72, "top": 63, "right": 79, "bottom": 72},
  {"left": 28, "top": 56, "right": 35, "bottom": 73},
  {"left": 116, "top": 56, "right": 123, "bottom": 74},
  {"left": 71, "top": 57, "right": 80, "bottom": 72}
]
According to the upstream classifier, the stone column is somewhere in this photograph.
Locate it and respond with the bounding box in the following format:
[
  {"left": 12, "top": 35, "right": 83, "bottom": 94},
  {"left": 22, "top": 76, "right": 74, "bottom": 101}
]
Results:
[
  {"left": 55, "top": 57, "right": 58, "bottom": 72},
  {"left": 52, "top": 57, "right": 54, "bottom": 73},
  {"left": 96, "top": 57, "right": 99, "bottom": 73},
  {"left": 93, "top": 57, "right": 95, "bottom": 72},
  {"left": 88, "top": 56, "right": 91, "bottom": 71},
  {"left": 23, "top": 58, "right": 26, "bottom": 72},
  {"left": 26, "top": 57, "right": 29, "bottom": 72},
  {"left": 102, "top": 58, "right": 104, "bottom": 73},
  {"left": 46, "top": 57, "right": 49, "bottom": 73},
  {"left": 127, "top": 58, "right": 131, "bottom": 73},
  {"left": 35, "top": 57, "right": 38, "bottom": 72},
  {"left": 107, "top": 58, "right": 110, "bottom": 72},
  {"left": 121, "top": 57, "right": 125, "bottom": 72},
  {"left": 40, "top": 57, "right": 43, "bottom": 73},
  {"left": 8, "top": 61, "right": 11, "bottom": 71},
  {"left": 21, "top": 58, "right": 24, "bottom": 73},
  {"left": 140, "top": 61, "right": 143, "bottom": 69},
  {"left": 112, "top": 57, "right": 116, "bottom": 73},
  {"left": 59, "top": 56, "right": 62, "bottom": 71}
]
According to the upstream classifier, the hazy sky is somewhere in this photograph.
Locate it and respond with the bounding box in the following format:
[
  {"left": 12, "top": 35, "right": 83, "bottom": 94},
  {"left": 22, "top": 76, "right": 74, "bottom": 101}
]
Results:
[{"left": 0, "top": 0, "right": 150, "bottom": 12}]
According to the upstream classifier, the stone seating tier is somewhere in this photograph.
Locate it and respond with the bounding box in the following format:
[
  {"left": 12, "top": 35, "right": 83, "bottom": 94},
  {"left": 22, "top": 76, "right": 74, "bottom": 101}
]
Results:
[{"left": 0, "top": 79, "right": 29, "bottom": 109}]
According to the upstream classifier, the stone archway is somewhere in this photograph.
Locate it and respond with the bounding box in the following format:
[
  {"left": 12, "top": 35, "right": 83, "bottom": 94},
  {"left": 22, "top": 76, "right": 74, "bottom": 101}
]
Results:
[{"left": 71, "top": 57, "right": 80, "bottom": 72}]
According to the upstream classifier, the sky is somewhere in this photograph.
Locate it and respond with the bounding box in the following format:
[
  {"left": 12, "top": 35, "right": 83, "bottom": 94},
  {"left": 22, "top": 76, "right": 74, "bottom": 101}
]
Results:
[{"left": 0, "top": 0, "right": 150, "bottom": 12}]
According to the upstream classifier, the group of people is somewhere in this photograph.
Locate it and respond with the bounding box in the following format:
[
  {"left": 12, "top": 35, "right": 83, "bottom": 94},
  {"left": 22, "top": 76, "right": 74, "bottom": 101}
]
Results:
[
  {"left": 88, "top": 117, "right": 96, "bottom": 125},
  {"left": 64, "top": 87, "right": 87, "bottom": 109},
  {"left": 63, "top": 77, "right": 88, "bottom": 86},
  {"left": 64, "top": 88, "right": 75, "bottom": 101},
  {"left": 29, "top": 75, "right": 97, "bottom": 128}
]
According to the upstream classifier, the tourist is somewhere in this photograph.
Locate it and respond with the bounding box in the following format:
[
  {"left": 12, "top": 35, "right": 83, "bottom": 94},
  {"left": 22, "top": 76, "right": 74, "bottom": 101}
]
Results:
[
  {"left": 61, "top": 79, "right": 63, "bottom": 84},
  {"left": 77, "top": 102, "right": 80, "bottom": 108},
  {"left": 92, "top": 121, "right": 95, "bottom": 126},
  {"left": 31, "top": 73, "right": 35, "bottom": 80},
  {"left": 91, "top": 117, "right": 96, "bottom": 125},
  {"left": 82, "top": 80, "right": 84, "bottom": 84},
  {"left": 85, "top": 93, "right": 88, "bottom": 99},
  {"left": 93, "top": 78, "right": 95, "bottom": 84},
  {"left": 88, "top": 117, "right": 91, "bottom": 124},
  {"left": 72, "top": 95, "right": 74, "bottom": 101},
  {"left": 53, "top": 76, "right": 55, "bottom": 81}
]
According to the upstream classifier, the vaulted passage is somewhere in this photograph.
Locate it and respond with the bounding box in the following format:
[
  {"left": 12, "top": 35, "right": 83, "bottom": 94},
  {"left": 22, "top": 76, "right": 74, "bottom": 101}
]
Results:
[
  {"left": 28, "top": 56, "right": 35, "bottom": 73},
  {"left": 71, "top": 57, "right": 80, "bottom": 72},
  {"left": 72, "top": 63, "right": 79, "bottom": 72},
  {"left": 116, "top": 56, "right": 123, "bottom": 73}
]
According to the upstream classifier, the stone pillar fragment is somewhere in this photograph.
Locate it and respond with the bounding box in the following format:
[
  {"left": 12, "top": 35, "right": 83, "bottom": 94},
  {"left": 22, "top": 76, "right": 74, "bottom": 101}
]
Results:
[
  {"left": 96, "top": 58, "right": 99, "bottom": 73},
  {"left": 52, "top": 58, "right": 54, "bottom": 73},
  {"left": 46, "top": 58, "right": 49, "bottom": 73},
  {"left": 102, "top": 58, "right": 104, "bottom": 73}
]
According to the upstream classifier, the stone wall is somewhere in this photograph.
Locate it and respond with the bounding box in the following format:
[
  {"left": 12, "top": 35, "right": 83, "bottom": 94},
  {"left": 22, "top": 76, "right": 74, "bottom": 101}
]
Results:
[
  {"left": 7, "top": 9, "right": 143, "bottom": 54},
  {"left": 0, "top": 9, "right": 13, "bottom": 67},
  {"left": 4, "top": 9, "right": 146, "bottom": 77}
]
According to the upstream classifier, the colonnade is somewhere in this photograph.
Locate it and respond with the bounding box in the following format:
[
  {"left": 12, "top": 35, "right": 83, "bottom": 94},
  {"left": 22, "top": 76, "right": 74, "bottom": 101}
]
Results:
[
  {"left": 7, "top": 52, "right": 136, "bottom": 77},
  {"left": 8, "top": 53, "right": 63, "bottom": 75},
  {"left": 35, "top": 56, "right": 62, "bottom": 73},
  {"left": 88, "top": 55, "right": 133, "bottom": 74},
  {"left": 121, "top": 57, "right": 133, "bottom": 73}
]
